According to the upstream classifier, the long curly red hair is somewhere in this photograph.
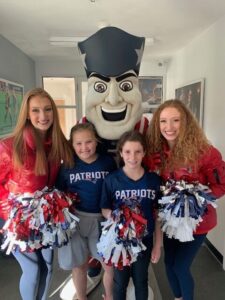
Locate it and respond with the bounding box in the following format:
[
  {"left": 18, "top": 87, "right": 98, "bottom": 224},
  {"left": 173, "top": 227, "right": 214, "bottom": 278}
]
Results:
[{"left": 146, "top": 99, "right": 210, "bottom": 170}]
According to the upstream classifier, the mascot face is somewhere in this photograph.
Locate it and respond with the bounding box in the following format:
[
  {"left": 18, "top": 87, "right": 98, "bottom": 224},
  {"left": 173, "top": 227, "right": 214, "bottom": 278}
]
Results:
[
  {"left": 86, "top": 70, "right": 142, "bottom": 140},
  {"left": 78, "top": 26, "right": 145, "bottom": 140}
]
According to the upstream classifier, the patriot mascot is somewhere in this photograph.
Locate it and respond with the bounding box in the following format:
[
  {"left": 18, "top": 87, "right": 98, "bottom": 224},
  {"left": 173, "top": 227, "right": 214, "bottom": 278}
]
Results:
[
  {"left": 60, "top": 26, "right": 153, "bottom": 300},
  {"left": 78, "top": 26, "right": 148, "bottom": 151}
]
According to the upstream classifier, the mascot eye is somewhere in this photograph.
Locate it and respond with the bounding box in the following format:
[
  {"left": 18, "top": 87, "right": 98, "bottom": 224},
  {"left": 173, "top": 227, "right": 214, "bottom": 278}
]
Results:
[
  {"left": 119, "top": 81, "right": 133, "bottom": 92},
  {"left": 94, "top": 81, "right": 107, "bottom": 93}
]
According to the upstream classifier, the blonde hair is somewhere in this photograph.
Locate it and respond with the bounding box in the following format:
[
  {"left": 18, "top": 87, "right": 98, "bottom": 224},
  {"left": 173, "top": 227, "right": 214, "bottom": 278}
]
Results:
[
  {"left": 69, "top": 123, "right": 99, "bottom": 145},
  {"left": 146, "top": 99, "right": 210, "bottom": 170},
  {"left": 12, "top": 88, "right": 74, "bottom": 175}
]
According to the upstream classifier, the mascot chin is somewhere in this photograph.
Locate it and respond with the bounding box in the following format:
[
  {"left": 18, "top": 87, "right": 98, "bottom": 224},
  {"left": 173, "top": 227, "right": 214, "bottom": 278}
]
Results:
[{"left": 60, "top": 26, "right": 152, "bottom": 300}]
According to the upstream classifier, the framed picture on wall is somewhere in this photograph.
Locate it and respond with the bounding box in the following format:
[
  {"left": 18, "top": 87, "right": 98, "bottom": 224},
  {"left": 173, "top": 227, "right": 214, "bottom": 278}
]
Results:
[
  {"left": 139, "top": 76, "right": 163, "bottom": 122},
  {"left": 175, "top": 78, "right": 204, "bottom": 126},
  {"left": 0, "top": 78, "right": 24, "bottom": 137}
]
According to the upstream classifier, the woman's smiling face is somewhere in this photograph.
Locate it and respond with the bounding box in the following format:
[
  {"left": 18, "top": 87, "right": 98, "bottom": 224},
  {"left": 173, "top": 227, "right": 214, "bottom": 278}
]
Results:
[
  {"left": 28, "top": 96, "right": 53, "bottom": 136},
  {"left": 159, "top": 107, "right": 181, "bottom": 148}
]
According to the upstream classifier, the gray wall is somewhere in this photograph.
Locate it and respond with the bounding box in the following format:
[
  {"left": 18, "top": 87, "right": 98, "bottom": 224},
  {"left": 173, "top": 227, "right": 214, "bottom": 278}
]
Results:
[
  {"left": 35, "top": 59, "right": 86, "bottom": 87},
  {"left": 0, "top": 35, "right": 35, "bottom": 92}
]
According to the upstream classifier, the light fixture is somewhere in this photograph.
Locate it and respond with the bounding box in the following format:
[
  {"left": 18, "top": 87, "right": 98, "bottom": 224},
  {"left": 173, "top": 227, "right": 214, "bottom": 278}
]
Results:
[
  {"left": 49, "top": 36, "right": 87, "bottom": 47},
  {"left": 49, "top": 36, "right": 155, "bottom": 47}
]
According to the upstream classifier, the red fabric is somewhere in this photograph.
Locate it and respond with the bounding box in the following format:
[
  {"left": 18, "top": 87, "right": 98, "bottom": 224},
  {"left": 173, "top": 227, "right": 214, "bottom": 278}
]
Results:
[
  {"left": 134, "top": 116, "right": 149, "bottom": 134},
  {"left": 117, "top": 205, "right": 147, "bottom": 240},
  {"left": 144, "top": 145, "right": 225, "bottom": 234},
  {"left": 0, "top": 127, "right": 60, "bottom": 220}
]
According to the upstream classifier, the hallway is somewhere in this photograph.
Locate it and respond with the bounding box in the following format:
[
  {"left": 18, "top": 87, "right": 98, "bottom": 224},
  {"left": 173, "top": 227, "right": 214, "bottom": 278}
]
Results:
[{"left": 0, "top": 243, "right": 224, "bottom": 299}]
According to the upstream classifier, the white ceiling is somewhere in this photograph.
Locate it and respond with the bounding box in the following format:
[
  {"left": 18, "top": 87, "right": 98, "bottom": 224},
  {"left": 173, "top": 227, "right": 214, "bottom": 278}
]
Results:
[{"left": 1, "top": 0, "right": 225, "bottom": 63}]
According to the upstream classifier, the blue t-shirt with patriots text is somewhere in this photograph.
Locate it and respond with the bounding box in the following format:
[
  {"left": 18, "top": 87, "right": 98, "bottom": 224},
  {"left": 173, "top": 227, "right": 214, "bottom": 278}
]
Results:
[
  {"left": 100, "top": 168, "right": 161, "bottom": 236},
  {"left": 56, "top": 154, "right": 117, "bottom": 213}
]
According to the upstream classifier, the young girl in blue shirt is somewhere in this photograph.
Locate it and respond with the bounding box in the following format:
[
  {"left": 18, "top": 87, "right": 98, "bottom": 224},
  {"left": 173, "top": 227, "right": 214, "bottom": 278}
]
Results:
[
  {"left": 100, "top": 130, "right": 162, "bottom": 300},
  {"left": 56, "top": 123, "right": 116, "bottom": 300}
]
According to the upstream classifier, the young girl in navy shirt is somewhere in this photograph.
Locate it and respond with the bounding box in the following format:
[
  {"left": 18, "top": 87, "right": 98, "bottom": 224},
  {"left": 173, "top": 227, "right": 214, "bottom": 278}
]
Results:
[
  {"left": 56, "top": 123, "right": 116, "bottom": 300},
  {"left": 100, "top": 130, "right": 162, "bottom": 300}
]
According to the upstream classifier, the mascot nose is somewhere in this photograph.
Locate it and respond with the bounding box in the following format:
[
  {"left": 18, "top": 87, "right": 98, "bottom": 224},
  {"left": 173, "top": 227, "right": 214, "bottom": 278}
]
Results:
[{"left": 105, "top": 80, "right": 122, "bottom": 105}]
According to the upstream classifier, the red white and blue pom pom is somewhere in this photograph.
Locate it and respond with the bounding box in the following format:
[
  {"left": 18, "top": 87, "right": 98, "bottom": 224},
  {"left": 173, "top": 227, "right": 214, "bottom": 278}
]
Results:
[
  {"left": 158, "top": 180, "right": 217, "bottom": 242},
  {"left": 97, "top": 198, "right": 147, "bottom": 269},
  {"left": 1, "top": 188, "right": 79, "bottom": 254}
]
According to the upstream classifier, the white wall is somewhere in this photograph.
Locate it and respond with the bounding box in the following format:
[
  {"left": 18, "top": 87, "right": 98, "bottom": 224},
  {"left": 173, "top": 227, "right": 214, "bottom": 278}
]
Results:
[{"left": 166, "top": 15, "right": 225, "bottom": 261}]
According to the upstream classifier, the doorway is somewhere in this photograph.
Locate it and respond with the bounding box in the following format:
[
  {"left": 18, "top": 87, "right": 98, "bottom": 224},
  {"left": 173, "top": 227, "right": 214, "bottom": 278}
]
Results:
[{"left": 43, "top": 77, "right": 77, "bottom": 139}]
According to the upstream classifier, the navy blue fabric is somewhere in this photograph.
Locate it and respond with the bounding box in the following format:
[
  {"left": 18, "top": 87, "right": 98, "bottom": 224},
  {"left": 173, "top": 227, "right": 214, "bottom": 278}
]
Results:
[
  {"left": 113, "top": 236, "right": 153, "bottom": 300},
  {"left": 163, "top": 234, "right": 206, "bottom": 300},
  {"left": 56, "top": 153, "right": 116, "bottom": 213},
  {"left": 13, "top": 248, "right": 53, "bottom": 300},
  {"left": 78, "top": 26, "right": 145, "bottom": 77},
  {"left": 100, "top": 168, "right": 161, "bottom": 236}
]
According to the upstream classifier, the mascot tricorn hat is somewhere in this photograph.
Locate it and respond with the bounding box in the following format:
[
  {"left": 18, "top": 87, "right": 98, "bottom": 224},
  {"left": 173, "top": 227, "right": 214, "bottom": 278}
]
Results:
[{"left": 78, "top": 26, "right": 145, "bottom": 77}]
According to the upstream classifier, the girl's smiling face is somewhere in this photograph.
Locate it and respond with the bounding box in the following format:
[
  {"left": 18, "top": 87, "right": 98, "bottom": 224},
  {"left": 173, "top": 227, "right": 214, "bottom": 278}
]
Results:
[
  {"left": 72, "top": 129, "right": 97, "bottom": 163},
  {"left": 120, "top": 141, "right": 145, "bottom": 170}
]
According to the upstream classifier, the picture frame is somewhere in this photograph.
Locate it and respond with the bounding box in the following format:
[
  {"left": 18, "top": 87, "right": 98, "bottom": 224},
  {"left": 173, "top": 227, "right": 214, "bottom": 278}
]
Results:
[
  {"left": 175, "top": 78, "right": 204, "bottom": 126},
  {"left": 0, "top": 78, "right": 24, "bottom": 137},
  {"left": 139, "top": 76, "right": 163, "bottom": 122}
]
